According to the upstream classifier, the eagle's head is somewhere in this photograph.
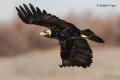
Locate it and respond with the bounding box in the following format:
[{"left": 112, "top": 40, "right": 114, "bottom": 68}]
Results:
[{"left": 39, "top": 30, "right": 51, "bottom": 38}]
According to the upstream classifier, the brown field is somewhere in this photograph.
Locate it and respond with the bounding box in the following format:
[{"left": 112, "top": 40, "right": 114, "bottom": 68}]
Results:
[
  {"left": 0, "top": 10, "right": 120, "bottom": 80},
  {"left": 0, "top": 47, "right": 119, "bottom": 80}
]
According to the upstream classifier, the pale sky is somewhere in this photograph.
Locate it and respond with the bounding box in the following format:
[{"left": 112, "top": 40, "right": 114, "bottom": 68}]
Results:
[{"left": 0, "top": 0, "right": 120, "bottom": 21}]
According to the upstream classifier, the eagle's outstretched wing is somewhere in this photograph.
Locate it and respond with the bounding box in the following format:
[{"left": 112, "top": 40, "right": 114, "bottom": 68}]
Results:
[
  {"left": 59, "top": 38, "right": 93, "bottom": 68},
  {"left": 16, "top": 3, "right": 75, "bottom": 29}
]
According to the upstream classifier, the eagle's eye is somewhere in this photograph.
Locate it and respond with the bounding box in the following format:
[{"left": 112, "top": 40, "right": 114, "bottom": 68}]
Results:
[{"left": 39, "top": 30, "right": 51, "bottom": 37}]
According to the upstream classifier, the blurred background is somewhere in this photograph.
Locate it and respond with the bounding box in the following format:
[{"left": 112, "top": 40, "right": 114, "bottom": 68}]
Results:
[{"left": 0, "top": 0, "right": 120, "bottom": 80}]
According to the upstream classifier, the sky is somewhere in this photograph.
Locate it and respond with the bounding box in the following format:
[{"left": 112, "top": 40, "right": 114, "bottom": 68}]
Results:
[{"left": 0, "top": 0, "right": 120, "bottom": 21}]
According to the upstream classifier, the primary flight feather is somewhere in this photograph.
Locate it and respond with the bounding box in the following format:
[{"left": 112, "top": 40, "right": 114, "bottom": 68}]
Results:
[{"left": 16, "top": 3, "right": 104, "bottom": 68}]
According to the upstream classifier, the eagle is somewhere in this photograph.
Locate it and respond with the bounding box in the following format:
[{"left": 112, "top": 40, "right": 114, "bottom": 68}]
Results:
[{"left": 16, "top": 3, "right": 104, "bottom": 68}]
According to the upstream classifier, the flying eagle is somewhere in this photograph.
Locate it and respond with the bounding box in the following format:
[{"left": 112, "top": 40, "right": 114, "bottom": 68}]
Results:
[{"left": 16, "top": 3, "right": 104, "bottom": 68}]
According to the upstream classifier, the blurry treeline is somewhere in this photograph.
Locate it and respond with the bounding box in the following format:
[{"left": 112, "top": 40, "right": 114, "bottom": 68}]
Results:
[{"left": 0, "top": 12, "right": 120, "bottom": 56}]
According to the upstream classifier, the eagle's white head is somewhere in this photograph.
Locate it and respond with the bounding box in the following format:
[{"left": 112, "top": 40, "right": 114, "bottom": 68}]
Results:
[{"left": 39, "top": 30, "right": 51, "bottom": 37}]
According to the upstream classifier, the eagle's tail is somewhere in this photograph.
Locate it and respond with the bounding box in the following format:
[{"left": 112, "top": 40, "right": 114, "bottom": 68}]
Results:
[{"left": 81, "top": 29, "right": 104, "bottom": 43}]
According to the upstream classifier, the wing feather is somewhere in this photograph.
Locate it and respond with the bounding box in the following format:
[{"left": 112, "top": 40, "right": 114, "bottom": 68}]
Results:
[
  {"left": 59, "top": 38, "right": 93, "bottom": 68},
  {"left": 70, "top": 38, "right": 93, "bottom": 67},
  {"left": 16, "top": 3, "right": 75, "bottom": 29}
]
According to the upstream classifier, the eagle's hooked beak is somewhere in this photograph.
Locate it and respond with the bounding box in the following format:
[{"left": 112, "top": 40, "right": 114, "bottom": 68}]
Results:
[
  {"left": 39, "top": 30, "right": 51, "bottom": 37},
  {"left": 81, "top": 34, "right": 88, "bottom": 39}
]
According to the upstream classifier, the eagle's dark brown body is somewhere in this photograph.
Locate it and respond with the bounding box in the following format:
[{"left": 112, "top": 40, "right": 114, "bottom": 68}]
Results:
[{"left": 16, "top": 3, "right": 104, "bottom": 68}]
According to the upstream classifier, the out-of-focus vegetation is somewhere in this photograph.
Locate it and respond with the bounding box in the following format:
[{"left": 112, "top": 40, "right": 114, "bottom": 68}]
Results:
[{"left": 0, "top": 13, "right": 120, "bottom": 56}]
